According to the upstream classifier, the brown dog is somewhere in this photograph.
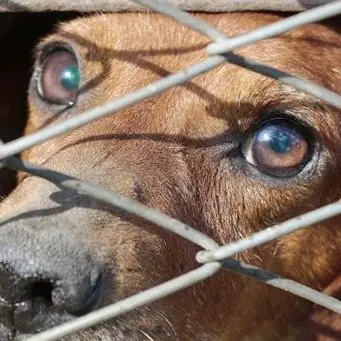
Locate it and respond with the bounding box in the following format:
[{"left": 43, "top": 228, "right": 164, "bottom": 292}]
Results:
[{"left": 0, "top": 11, "right": 341, "bottom": 341}]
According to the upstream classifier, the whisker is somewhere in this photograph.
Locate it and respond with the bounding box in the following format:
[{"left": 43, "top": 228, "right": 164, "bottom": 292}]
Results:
[
  {"left": 140, "top": 330, "right": 156, "bottom": 341},
  {"left": 159, "top": 313, "right": 177, "bottom": 337}
]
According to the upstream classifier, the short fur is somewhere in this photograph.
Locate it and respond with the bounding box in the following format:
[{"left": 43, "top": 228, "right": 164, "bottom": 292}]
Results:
[{"left": 1, "top": 12, "right": 341, "bottom": 341}]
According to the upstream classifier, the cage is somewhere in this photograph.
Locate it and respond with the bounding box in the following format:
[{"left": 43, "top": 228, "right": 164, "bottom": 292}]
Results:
[{"left": 0, "top": 0, "right": 341, "bottom": 340}]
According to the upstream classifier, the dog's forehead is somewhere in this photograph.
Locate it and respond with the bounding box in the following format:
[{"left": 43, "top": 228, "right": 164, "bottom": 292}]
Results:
[
  {"left": 31, "top": 13, "right": 341, "bottom": 142},
  {"left": 40, "top": 14, "right": 280, "bottom": 103},
  {"left": 48, "top": 13, "right": 207, "bottom": 54},
  {"left": 54, "top": 12, "right": 277, "bottom": 49},
  {"left": 40, "top": 13, "right": 337, "bottom": 94}
]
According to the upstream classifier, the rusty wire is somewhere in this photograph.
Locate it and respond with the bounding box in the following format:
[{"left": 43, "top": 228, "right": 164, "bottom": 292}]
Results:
[{"left": 0, "top": 0, "right": 340, "bottom": 340}]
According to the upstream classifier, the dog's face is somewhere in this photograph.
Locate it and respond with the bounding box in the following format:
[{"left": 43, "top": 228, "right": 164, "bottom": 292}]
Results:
[{"left": 0, "top": 12, "right": 341, "bottom": 341}]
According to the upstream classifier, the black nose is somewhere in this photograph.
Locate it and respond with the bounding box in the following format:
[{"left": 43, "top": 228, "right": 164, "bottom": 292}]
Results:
[{"left": 0, "top": 224, "right": 103, "bottom": 338}]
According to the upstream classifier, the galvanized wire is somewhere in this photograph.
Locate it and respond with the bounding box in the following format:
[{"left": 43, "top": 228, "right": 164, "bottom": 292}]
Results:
[
  {"left": 223, "top": 259, "right": 341, "bottom": 314},
  {"left": 24, "top": 258, "right": 341, "bottom": 341},
  {"left": 197, "top": 199, "right": 341, "bottom": 263},
  {"left": 6, "top": 156, "right": 341, "bottom": 341},
  {"left": 2, "top": 0, "right": 341, "bottom": 340},
  {"left": 5, "top": 157, "right": 219, "bottom": 251},
  {"left": 207, "top": 0, "right": 341, "bottom": 54},
  {"left": 1, "top": 2, "right": 341, "bottom": 162},
  {"left": 226, "top": 53, "right": 341, "bottom": 111},
  {"left": 0, "top": 56, "right": 225, "bottom": 160},
  {"left": 24, "top": 263, "right": 221, "bottom": 341},
  {"left": 132, "top": 0, "right": 226, "bottom": 40}
]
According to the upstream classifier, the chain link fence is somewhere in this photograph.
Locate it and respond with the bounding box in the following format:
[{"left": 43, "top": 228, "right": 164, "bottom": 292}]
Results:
[{"left": 1, "top": 0, "right": 341, "bottom": 340}]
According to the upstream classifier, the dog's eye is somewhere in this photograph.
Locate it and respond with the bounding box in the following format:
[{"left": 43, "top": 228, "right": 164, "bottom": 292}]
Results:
[
  {"left": 37, "top": 49, "right": 80, "bottom": 105},
  {"left": 243, "top": 118, "right": 310, "bottom": 177}
]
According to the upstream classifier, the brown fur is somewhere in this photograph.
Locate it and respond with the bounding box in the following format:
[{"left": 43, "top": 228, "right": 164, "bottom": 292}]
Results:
[
  {"left": 1, "top": 12, "right": 341, "bottom": 341},
  {"left": 297, "top": 276, "right": 341, "bottom": 340}
]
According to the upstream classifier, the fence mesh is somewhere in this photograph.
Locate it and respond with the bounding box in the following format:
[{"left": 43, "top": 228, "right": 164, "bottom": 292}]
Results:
[{"left": 1, "top": 0, "right": 341, "bottom": 340}]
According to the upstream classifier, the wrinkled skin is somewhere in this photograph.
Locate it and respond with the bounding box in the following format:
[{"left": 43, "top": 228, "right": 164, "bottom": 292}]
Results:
[{"left": 1, "top": 12, "right": 341, "bottom": 341}]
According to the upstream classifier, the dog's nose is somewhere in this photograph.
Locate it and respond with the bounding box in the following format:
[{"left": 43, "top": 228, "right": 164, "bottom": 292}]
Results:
[{"left": 0, "top": 224, "right": 102, "bottom": 336}]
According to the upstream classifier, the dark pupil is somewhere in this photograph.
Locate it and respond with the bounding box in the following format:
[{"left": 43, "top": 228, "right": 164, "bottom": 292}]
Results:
[
  {"left": 269, "top": 130, "right": 292, "bottom": 154},
  {"left": 60, "top": 65, "right": 80, "bottom": 92}
]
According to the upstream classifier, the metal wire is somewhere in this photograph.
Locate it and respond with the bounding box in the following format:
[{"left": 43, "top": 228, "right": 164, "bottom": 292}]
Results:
[
  {"left": 0, "top": 56, "right": 225, "bottom": 160},
  {"left": 226, "top": 53, "right": 341, "bottom": 111},
  {"left": 223, "top": 259, "right": 341, "bottom": 314},
  {"left": 5, "top": 157, "right": 219, "bottom": 251},
  {"left": 6, "top": 155, "right": 341, "bottom": 340},
  {"left": 196, "top": 199, "right": 341, "bottom": 263},
  {"left": 2, "top": 3, "right": 341, "bottom": 160},
  {"left": 24, "top": 263, "right": 221, "bottom": 341},
  {"left": 24, "top": 259, "right": 341, "bottom": 341},
  {"left": 132, "top": 0, "right": 226, "bottom": 41},
  {"left": 207, "top": 0, "right": 341, "bottom": 54},
  {"left": 2, "top": 0, "right": 341, "bottom": 340}
]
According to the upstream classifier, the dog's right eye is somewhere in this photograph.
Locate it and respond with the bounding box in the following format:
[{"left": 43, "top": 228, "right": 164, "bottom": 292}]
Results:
[
  {"left": 242, "top": 117, "right": 312, "bottom": 178},
  {"left": 37, "top": 49, "right": 80, "bottom": 105}
]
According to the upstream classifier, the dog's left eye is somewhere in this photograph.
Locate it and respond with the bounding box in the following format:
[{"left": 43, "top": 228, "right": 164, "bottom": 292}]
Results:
[
  {"left": 242, "top": 118, "right": 311, "bottom": 177},
  {"left": 37, "top": 49, "right": 80, "bottom": 105}
]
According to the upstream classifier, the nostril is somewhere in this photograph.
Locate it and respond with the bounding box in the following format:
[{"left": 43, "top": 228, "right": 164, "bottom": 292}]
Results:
[
  {"left": 24, "top": 271, "right": 104, "bottom": 316},
  {"left": 12, "top": 280, "right": 59, "bottom": 334},
  {"left": 12, "top": 274, "right": 104, "bottom": 334},
  {"left": 0, "top": 227, "right": 104, "bottom": 335},
  {"left": 30, "top": 281, "right": 53, "bottom": 308}
]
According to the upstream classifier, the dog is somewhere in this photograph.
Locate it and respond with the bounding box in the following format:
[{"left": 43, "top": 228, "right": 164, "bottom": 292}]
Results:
[{"left": 0, "top": 11, "right": 341, "bottom": 341}]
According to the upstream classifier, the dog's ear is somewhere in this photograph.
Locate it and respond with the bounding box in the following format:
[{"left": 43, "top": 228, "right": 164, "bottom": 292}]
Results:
[{"left": 297, "top": 276, "right": 341, "bottom": 341}]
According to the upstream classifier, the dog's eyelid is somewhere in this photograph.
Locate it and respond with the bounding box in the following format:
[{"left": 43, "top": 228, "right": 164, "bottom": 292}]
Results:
[
  {"left": 36, "top": 41, "right": 79, "bottom": 66},
  {"left": 253, "top": 109, "right": 315, "bottom": 135}
]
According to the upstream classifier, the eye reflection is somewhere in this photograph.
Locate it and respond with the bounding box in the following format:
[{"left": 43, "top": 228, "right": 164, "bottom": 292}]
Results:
[
  {"left": 60, "top": 65, "right": 80, "bottom": 92},
  {"left": 37, "top": 49, "right": 80, "bottom": 105}
]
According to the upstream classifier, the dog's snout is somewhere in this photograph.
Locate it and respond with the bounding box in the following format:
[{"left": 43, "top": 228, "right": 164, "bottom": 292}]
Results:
[{"left": 0, "top": 224, "right": 102, "bottom": 336}]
